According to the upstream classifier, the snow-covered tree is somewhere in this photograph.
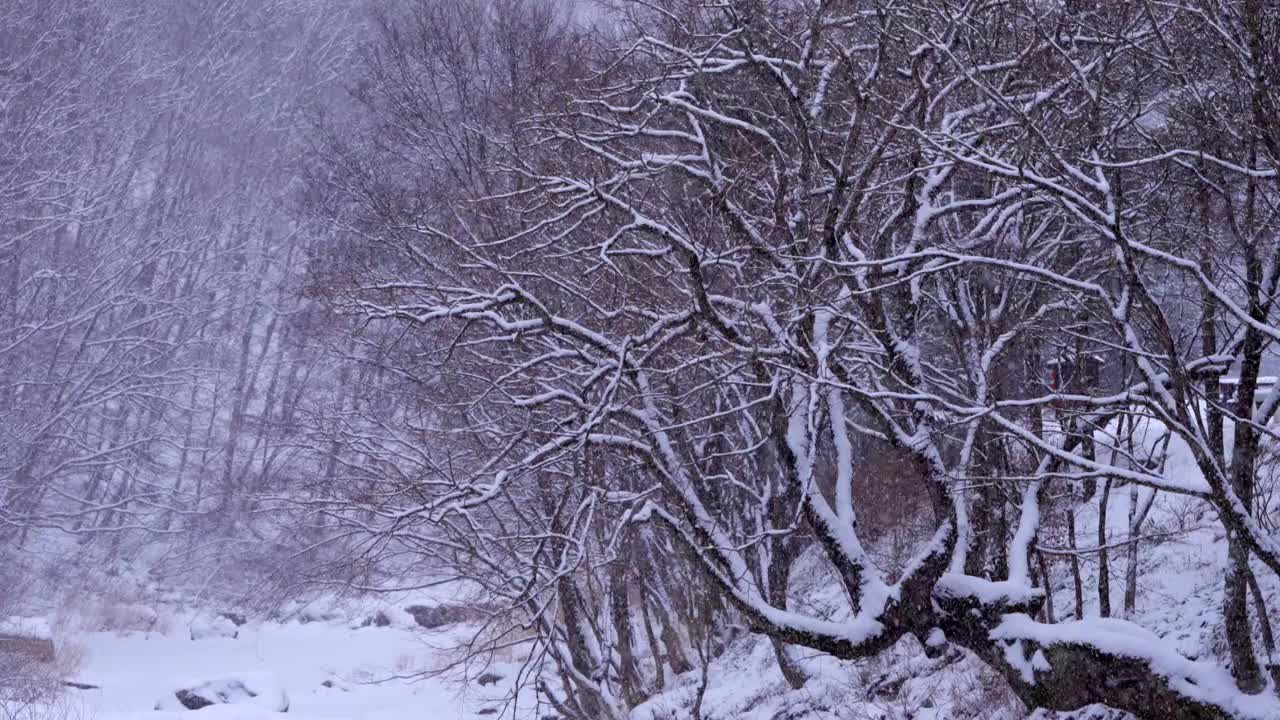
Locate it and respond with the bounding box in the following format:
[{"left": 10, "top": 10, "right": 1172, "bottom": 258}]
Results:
[{"left": 310, "top": 2, "right": 1280, "bottom": 718}]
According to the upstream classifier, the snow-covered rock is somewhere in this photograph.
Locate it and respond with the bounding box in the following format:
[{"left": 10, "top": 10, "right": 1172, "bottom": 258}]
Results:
[
  {"left": 1029, "top": 706, "right": 1136, "bottom": 720},
  {"left": 111, "top": 603, "right": 161, "bottom": 631},
  {"left": 403, "top": 603, "right": 475, "bottom": 629},
  {"left": 278, "top": 598, "right": 342, "bottom": 625},
  {"left": 190, "top": 614, "right": 239, "bottom": 641},
  {"left": 155, "top": 671, "right": 289, "bottom": 713},
  {"left": 350, "top": 604, "right": 416, "bottom": 630},
  {"left": 219, "top": 611, "right": 247, "bottom": 627}
]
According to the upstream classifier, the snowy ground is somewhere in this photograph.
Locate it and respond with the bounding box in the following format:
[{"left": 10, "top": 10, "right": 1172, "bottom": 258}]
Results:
[
  {"left": 8, "top": 483, "right": 1273, "bottom": 720},
  {"left": 629, "top": 487, "right": 1280, "bottom": 720},
  {"left": 51, "top": 617, "right": 539, "bottom": 720}
]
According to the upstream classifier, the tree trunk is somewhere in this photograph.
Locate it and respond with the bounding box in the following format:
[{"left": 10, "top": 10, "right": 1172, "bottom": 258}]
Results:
[
  {"left": 608, "top": 559, "right": 644, "bottom": 707},
  {"left": 1097, "top": 478, "right": 1112, "bottom": 618},
  {"left": 1245, "top": 566, "right": 1280, "bottom": 693},
  {"left": 638, "top": 587, "right": 665, "bottom": 692},
  {"left": 1225, "top": 536, "right": 1265, "bottom": 694},
  {"left": 1037, "top": 549, "right": 1056, "bottom": 624},
  {"left": 765, "top": 493, "right": 807, "bottom": 689},
  {"left": 1068, "top": 507, "right": 1084, "bottom": 620}
]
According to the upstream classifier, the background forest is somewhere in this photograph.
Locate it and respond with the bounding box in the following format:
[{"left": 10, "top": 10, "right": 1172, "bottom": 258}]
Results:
[{"left": 4, "top": 2, "right": 1280, "bottom": 720}]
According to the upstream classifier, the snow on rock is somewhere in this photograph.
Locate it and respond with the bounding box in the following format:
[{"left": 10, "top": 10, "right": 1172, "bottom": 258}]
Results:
[
  {"left": 155, "top": 671, "right": 288, "bottom": 713},
  {"left": 110, "top": 603, "right": 161, "bottom": 632},
  {"left": 190, "top": 614, "right": 240, "bottom": 641},
  {"left": 0, "top": 615, "right": 53, "bottom": 640},
  {"left": 925, "top": 627, "right": 947, "bottom": 648},
  {"left": 1028, "top": 705, "right": 1136, "bottom": 720},
  {"left": 218, "top": 612, "right": 248, "bottom": 627},
  {"left": 402, "top": 603, "right": 477, "bottom": 629},
  {"left": 350, "top": 604, "right": 416, "bottom": 630},
  {"left": 277, "top": 597, "right": 342, "bottom": 625}
]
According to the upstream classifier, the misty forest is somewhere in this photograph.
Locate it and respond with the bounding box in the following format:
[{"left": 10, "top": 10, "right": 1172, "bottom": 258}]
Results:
[{"left": 4, "top": 1, "right": 1280, "bottom": 719}]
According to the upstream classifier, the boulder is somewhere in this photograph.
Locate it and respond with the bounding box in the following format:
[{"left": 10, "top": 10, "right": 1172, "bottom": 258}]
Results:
[
  {"left": 218, "top": 612, "right": 247, "bottom": 627},
  {"left": 319, "top": 675, "right": 350, "bottom": 692},
  {"left": 360, "top": 610, "right": 392, "bottom": 628},
  {"left": 403, "top": 604, "right": 474, "bottom": 629},
  {"left": 354, "top": 605, "right": 415, "bottom": 630}
]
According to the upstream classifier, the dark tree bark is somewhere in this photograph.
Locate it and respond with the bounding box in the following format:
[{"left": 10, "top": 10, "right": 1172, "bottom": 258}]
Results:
[
  {"left": 1068, "top": 507, "right": 1085, "bottom": 620},
  {"left": 1098, "top": 478, "right": 1112, "bottom": 618}
]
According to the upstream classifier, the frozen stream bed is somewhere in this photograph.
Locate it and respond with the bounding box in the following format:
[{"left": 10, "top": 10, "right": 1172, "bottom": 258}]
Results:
[{"left": 57, "top": 617, "right": 532, "bottom": 720}]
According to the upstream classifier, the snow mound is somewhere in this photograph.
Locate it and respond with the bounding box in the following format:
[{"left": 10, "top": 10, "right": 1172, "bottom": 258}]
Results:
[
  {"left": 278, "top": 597, "right": 342, "bottom": 625},
  {"left": 190, "top": 614, "right": 240, "bottom": 641},
  {"left": 155, "top": 671, "right": 288, "bottom": 713}
]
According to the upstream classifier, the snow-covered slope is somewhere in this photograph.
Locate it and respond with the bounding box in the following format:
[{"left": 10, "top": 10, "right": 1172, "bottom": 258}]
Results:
[
  {"left": 627, "top": 488, "right": 1279, "bottom": 720},
  {"left": 10, "top": 485, "right": 1274, "bottom": 720}
]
